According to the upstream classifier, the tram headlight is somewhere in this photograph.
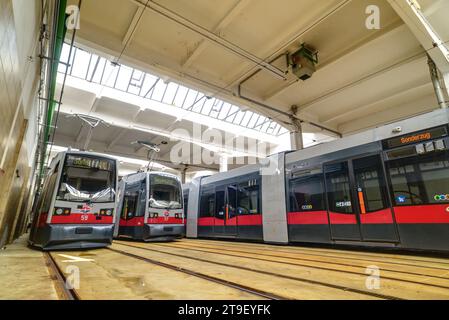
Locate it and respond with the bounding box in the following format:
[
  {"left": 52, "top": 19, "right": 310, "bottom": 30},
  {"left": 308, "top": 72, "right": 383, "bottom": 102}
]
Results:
[
  {"left": 100, "top": 209, "right": 113, "bottom": 216},
  {"left": 54, "top": 207, "right": 71, "bottom": 215}
]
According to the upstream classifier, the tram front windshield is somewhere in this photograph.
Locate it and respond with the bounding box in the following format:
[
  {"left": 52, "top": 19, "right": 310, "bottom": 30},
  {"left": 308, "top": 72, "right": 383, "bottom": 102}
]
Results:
[
  {"left": 149, "top": 175, "right": 182, "bottom": 209},
  {"left": 56, "top": 155, "right": 116, "bottom": 203}
]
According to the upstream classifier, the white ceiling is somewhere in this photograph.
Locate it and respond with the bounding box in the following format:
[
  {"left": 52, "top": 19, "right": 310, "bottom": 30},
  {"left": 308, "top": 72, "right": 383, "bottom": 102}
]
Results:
[
  {"left": 55, "top": 0, "right": 449, "bottom": 177},
  {"left": 65, "top": 0, "right": 448, "bottom": 135}
]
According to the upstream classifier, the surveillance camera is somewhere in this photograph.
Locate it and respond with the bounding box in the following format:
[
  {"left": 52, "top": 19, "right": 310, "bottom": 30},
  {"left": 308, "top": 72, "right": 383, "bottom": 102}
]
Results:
[{"left": 392, "top": 126, "right": 402, "bottom": 134}]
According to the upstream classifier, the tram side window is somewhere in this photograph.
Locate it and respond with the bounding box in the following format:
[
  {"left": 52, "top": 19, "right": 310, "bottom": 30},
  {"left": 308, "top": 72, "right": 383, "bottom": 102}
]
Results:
[
  {"left": 237, "top": 183, "right": 259, "bottom": 215},
  {"left": 325, "top": 163, "right": 353, "bottom": 214},
  {"left": 121, "top": 191, "right": 139, "bottom": 219},
  {"left": 215, "top": 190, "right": 226, "bottom": 219},
  {"left": 200, "top": 192, "right": 215, "bottom": 217},
  {"left": 387, "top": 151, "right": 449, "bottom": 206},
  {"left": 289, "top": 175, "right": 325, "bottom": 212},
  {"left": 183, "top": 192, "right": 189, "bottom": 218},
  {"left": 353, "top": 156, "right": 388, "bottom": 212},
  {"left": 137, "top": 182, "right": 146, "bottom": 217},
  {"left": 42, "top": 164, "right": 60, "bottom": 213}
]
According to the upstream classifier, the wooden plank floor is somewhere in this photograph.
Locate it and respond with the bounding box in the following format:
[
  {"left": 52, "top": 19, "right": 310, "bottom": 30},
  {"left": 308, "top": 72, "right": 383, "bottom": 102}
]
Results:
[
  {"left": 0, "top": 236, "right": 59, "bottom": 300},
  {"left": 49, "top": 247, "right": 264, "bottom": 300},
  {"left": 2, "top": 237, "right": 449, "bottom": 299},
  {"left": 108, "top": 239, "right": 449, "bottom": 300}
]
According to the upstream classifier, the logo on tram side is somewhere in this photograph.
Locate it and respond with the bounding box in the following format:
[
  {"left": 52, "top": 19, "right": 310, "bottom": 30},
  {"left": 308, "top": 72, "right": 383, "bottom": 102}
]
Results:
[
  {"left": 434, "top": 194, "right": 449, "bottom": 201},
  {"left": 164, "top": 210, "right": 170, "bottom": 221}
]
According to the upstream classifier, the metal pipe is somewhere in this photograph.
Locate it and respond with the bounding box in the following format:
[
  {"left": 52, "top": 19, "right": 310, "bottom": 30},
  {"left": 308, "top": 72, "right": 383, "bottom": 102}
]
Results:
[
  {"left": 46, "top": 0, "right": 82, "bottom": 164},
  {"left": 131, "top": 0, "right": 286, "bottom": 80},
  {"left": 38, "top": 0, "right": 65, "bottom": 187},
  {"left": 427, "top": 54, "right": 448, "bottom": 109}
]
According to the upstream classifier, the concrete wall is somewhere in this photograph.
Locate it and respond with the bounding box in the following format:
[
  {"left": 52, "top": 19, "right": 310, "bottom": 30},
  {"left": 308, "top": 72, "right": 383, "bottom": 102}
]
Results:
[{"left": 0, "top": 0, "right": 41, "bottom": 247}]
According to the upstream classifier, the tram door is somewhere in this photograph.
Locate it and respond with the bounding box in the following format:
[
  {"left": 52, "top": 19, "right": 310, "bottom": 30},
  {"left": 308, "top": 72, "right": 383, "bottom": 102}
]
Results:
[
  {"left": 119, "top": 187, "right": 140, "bottom": 236},
  {"left": 213, "top": 185, "right": 237, "bottom": 236},
  {"left": 324, "top": 155, "right": 399, "bottom": 242},
  {"left": 214, "top": 187, "right": 226, "bottom": 234},
  {"left": 226, "top": 185, "right": 238, "bottom": 235}
]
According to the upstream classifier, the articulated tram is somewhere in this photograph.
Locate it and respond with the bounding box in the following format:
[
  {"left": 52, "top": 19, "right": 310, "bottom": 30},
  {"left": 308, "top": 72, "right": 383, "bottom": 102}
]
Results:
[
  {"left": 29, "top": 151, "right": 118, "bottom": 250},
  {"left": 114, "top": 172, "right": 184, "bottom": 241},
  {"left": 185, "top": 109, "right": 449, "bottom": 252}
]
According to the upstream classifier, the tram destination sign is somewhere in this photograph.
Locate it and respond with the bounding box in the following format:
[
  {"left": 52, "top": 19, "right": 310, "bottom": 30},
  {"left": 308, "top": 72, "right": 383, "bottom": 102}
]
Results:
[
  {"left": 383, "top": 126, "right": 448, "bottom": 149},
  {"left": 67, "top": 155, "right": 113, "bottom": 171}
]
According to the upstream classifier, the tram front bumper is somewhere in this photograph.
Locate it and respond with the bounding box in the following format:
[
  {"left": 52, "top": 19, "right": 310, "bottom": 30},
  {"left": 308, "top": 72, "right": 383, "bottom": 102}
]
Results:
[
  {"left": 143, "top": 224, "right": 185, "bottom": 240},
  {"left": 32, "top": 224, "right": 114, "bottom": 250}
]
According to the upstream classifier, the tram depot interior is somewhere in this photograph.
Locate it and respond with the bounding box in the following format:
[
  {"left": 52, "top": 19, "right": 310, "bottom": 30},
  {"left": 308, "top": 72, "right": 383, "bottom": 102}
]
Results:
[{"left": 1, "top": 0, "right": 449, "bottom": 301}]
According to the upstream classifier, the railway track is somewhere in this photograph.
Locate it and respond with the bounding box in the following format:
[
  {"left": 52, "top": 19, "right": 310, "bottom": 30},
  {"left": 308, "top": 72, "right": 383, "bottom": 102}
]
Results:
[
  {"left": 112, "top": 241, "right": 403, "bottom": 300},
  {"left": 43, "top": 252, "right": 80, "bottom": 300},
  {"left": 106, "top": 247, "right": 282, "bottom": 300},
  {"left": 188, "top": 239, "right": 449, "bottom": 267},
  {"left": 156, "top": 241, "right": 449, "bottom": 283},
  {"left": 41, "top": 239, "right": 449, "bottom": 300}
]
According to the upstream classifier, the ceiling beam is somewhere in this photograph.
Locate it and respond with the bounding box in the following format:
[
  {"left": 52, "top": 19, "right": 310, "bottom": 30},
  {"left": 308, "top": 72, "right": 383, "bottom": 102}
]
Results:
[
  {"left": 75, "top": 124, "right": 85, "bottom": 143},
  {"left": 388, "top": 0, "right": 449, "bottom": 73},
  {"left": 129, "top": 0, "right": 286, "bottom": 80},
  {"left": 226, "top": 0, "right": 352, "bottom": 89},
  {"left": 89, "top": 97, "right": 100, "bottom": 113},
  {"left": 298, "top": 50, "right": 426, "bottom": 113},
  {"left": 107, "top": 128, "right": 127, "bottom": 149},
  {"left": 181, "top": 0, "right": 252, "bottom": 68},
  {"left": 321, "top": 82, "right": 433, "bottom": 124},
  {"left": 261, "top": 21, "right": 404, "bottom": 101},
  {"left": 83, "top": 127, "right": 93, "bottom": 151},
  {"left": 122, "top": 6, "right": 145, "bottom": 47}
]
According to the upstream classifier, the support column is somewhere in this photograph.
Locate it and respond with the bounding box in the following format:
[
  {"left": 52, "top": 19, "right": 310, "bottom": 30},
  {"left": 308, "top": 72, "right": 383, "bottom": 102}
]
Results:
[
  {"left": 289, "top": 105, "right": 304, "bottom": 150},
  {"left": 289, "top": 108, "right": 304, "bottom": 150},
  {"left": 443, "top": 72, "right": 449, "bottom": 104},
  {"left": 181, "top": 165, "right": 188, "bottom": 184},
  {"left": 428, "top": 55, "right": 448, "bottom": 109},
  {"left": 290, "top": 129, "right": 304, "bottom": 150},
  {"left": 219, "top": 155, "right": 228, "bottom": 173}
]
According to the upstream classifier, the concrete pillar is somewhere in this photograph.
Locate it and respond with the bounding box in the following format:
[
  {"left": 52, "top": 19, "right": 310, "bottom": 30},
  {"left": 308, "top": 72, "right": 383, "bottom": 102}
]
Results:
[
  {"left": 181, "top": 165, "right": 188, "bottom": 184},
  {"left": 289, "top": 106, "right": 304, "bottom": 150},
  {"left": 428, "top": 55, "right": 448, "bottom": 109},
  {"left": 290, "top": 131, "right": 304, "bottom": 150},
  {"left": 443, "top": 72, "right": 449, "bottom": 103},
  {"left": 219, "top": 155, "right": 228, "bottom": 172},
  {"left": 289, "top": 118, "right": 304, "bottom": 150}
]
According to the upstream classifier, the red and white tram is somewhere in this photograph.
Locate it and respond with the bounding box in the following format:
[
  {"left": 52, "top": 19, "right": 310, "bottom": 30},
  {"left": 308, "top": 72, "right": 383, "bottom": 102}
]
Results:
[
  {"left": 185, "top": 109, "right": 449, "bottom": 252},
  {"left": 114, "top": 171, "right": 184, "bottom": 241},
  {"left": 29, "top": 151, "right": 118, "bottom": 250}
]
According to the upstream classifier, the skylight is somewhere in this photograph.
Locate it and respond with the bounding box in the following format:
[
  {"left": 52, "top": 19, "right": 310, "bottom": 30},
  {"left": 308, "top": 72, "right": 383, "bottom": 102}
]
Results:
[{"left": 58, "top": 44, "right": 289, "bottom": 136}]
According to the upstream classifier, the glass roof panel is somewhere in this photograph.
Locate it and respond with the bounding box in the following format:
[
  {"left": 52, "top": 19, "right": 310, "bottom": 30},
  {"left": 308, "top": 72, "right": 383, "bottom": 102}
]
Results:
[{"left": 59, "top": 43, "right": 287, "bottom": 136}]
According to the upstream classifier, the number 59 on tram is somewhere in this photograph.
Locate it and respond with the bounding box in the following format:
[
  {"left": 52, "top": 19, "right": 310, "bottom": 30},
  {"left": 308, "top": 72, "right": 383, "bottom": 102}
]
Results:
[{"left": 29, "top": 151, "right": 118, "bottom": 250}]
